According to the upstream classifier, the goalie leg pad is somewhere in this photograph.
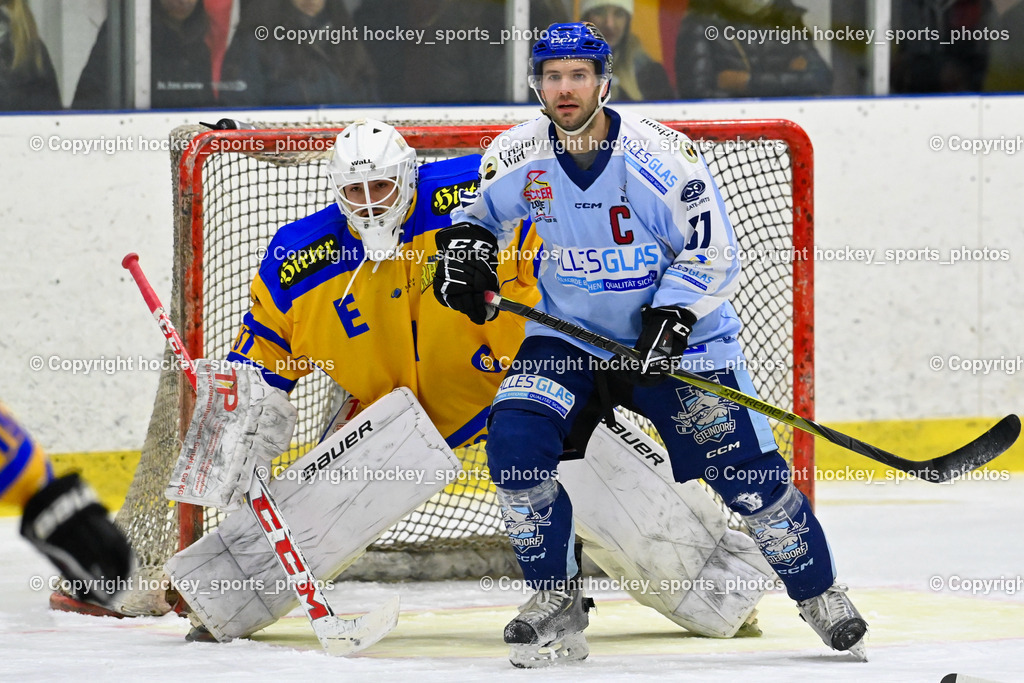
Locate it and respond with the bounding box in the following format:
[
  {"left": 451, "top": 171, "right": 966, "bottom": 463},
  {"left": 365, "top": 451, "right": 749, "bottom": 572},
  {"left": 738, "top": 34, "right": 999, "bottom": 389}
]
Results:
[
  {"left": 165, "top": 388, "right": 461, "bottom": 641},
  {"left": 558, "top": 415, "right": 774, "bottom": 638}
]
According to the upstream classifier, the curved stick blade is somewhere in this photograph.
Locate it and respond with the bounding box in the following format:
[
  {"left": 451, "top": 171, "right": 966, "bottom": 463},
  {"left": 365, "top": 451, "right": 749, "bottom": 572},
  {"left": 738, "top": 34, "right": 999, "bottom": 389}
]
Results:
[
  {"left": 317, "top": 595, "right": 401, "bottom": 656},
  {"left": 916, "top": 414, "right": 1021, "bottom": 482}
]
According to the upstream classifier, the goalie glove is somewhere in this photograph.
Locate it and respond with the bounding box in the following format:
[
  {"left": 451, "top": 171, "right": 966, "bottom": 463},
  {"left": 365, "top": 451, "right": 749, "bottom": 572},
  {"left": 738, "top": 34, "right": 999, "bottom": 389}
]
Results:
[
  {"left": 627, "top": 304, "right": 697, "bottom": 386},
  {"left": 168, "top": 360, "right": 297, "bottom": 511},
  {"left": 432, "top": 222, "right": 500, "bottom": 325},
  {"left": 21, "top": 473, "right": 134, "bottom": 606}
]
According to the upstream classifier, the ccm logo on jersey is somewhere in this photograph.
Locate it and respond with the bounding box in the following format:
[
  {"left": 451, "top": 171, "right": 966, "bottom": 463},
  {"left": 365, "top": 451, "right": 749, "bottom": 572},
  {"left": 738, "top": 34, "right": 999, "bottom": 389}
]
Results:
[
  {"left": 300, "top": 419, "right": 374, "bottom": 482},
  {"left": 706, "top": 441, "right": 740, "bottom": 459}
]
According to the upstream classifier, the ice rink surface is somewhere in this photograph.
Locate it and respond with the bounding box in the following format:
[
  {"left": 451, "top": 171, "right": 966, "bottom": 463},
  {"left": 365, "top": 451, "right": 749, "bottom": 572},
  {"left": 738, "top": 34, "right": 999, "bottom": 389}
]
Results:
[{"left": 3, "top": 476, "right": 1023, "bottom": 682}]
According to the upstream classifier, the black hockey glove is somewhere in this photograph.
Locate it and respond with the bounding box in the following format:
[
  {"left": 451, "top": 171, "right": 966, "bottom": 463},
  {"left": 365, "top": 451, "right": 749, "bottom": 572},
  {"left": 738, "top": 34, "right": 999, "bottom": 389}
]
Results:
[
  {"left": 21, "top": 473, "right": 134, "bottom": 606},
  {"left": 433, "top": 222, "right": 500, "bottom": 325},
  {"left": 626, "top": 304, "right": 697, "bottom": 386}
]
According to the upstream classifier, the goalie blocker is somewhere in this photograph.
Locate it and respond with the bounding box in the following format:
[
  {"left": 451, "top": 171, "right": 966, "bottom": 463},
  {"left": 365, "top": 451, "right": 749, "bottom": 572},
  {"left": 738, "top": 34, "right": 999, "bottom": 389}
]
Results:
[
  {"left": 170, "top": 391, "right": 768, "bottom": 641},
  {"left": 169, "top": 359, "right": 298, "bottom": 511}
]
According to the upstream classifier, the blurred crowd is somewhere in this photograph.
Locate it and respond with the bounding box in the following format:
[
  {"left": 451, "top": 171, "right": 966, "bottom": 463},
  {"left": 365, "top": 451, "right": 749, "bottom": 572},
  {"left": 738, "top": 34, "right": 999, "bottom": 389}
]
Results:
[{"left": 3, "top": 0, "right": 1023, "bottom": 112}]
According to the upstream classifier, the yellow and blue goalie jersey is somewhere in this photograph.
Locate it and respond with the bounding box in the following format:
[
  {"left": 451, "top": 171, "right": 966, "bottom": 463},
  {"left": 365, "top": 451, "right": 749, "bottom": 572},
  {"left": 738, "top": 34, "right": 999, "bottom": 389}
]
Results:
[
  {"left": 227, "top": 154, "right": 540, "bottom": 448},
  {"left": 0, "top": 402, "right": 53, "bottom": 509}
]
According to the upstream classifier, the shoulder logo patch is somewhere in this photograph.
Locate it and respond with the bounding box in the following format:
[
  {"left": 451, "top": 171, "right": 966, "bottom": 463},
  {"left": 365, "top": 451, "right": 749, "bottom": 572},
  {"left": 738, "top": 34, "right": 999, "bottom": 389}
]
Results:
[
  {"left": 431, "top": 179, "right": 479, "bottom": 215},
  {"left": 278, "top": 234, "right": 339, "bottom": 289},
  {"left": 681, "top": 179, "right": 706, "bottom": 202},
  {"left": 682, "top": 141, "right": 700, "bottom": 164},
  {"left": 483, "top": 156, "right": 498, "bottom": 180}
]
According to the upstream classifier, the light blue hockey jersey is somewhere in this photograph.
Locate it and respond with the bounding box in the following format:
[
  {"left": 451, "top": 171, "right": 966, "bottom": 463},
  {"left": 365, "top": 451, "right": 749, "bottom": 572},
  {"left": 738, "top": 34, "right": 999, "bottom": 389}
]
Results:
[{"left": 452, "top": 108, "right": 744, "bottom": 358}]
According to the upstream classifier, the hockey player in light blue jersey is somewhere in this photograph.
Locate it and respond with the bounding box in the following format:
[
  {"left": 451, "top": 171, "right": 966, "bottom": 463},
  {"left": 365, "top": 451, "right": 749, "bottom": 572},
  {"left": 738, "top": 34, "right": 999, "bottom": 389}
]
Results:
[{"left": 434, "top": 22, "right": 867, "bottom": 667}]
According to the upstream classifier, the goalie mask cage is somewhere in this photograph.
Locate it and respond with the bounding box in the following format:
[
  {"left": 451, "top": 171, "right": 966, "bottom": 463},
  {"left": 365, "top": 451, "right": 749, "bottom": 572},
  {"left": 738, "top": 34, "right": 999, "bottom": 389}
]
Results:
[{"left": 53, "top": 119, "right": 814, "bottom": 617}]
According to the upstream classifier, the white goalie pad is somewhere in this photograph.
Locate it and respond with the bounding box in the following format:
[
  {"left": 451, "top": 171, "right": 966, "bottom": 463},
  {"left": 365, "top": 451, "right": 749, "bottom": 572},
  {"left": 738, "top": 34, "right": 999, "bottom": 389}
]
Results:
[
  {"left": 169, "top": 359, "right": 297, "bottom": 511},
  {"left": 165, "top": 388, "right": 461, "bottom": 641},
  {"left": 559, "top": 413, "right": 775, "bottom": 638}
]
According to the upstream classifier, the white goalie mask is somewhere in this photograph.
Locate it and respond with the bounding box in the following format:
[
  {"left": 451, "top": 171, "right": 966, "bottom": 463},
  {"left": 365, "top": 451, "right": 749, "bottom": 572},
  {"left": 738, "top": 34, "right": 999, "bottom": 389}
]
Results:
[{"left": 327, "top": 119, "right": 417, "bottom": 260}]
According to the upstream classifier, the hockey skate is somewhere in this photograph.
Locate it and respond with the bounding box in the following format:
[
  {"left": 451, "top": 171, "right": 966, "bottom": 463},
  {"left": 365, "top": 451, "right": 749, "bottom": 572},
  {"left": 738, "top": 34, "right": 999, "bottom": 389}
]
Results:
[
  {"left": 503, "top": 583, "right": 595, "bottom": 668},
  {"left": 796, "top": 584, "right": 868, "bottom": 661},
  {"left": 184, "top": 611, "right": 218, "bottom": 643}
]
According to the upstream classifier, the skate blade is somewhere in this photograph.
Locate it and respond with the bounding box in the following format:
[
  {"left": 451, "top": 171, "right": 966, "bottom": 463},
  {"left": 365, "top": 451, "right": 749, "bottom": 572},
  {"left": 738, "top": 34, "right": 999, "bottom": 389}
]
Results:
[
  {"left": 185, "top": 625, "right": 218, "bottom": 643},
  {"left": 509, "top": 632, "right": 589, "bottom": 668},
  {"left": 846, "top": 639, "right": 868, "bottom": 662}
]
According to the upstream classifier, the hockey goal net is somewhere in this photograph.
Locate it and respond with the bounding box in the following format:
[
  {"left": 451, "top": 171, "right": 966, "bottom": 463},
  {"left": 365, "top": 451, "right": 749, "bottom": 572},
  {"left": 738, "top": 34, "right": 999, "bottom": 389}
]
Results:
[{"left": 58, "top": 119, "right": 814, "bottom": 616}]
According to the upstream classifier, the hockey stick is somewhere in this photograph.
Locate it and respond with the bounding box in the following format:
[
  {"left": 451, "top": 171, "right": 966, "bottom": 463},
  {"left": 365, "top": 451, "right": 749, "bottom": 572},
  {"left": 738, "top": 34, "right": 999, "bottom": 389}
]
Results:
[
  {"left": 122, "top": 253, "right": 399, "bottom": 655},
  {"left": 484, "top": 291, "right": 1020, "bottom": 483}
]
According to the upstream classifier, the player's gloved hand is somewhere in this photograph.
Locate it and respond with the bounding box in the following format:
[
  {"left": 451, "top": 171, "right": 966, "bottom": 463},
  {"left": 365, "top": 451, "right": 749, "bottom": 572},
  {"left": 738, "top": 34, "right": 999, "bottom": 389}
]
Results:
[
  {"left": 627, "top": 304, "right": 697, "bottom": 386},
  {"left": 433, "top": 222, "right": 500, "bottom": 325},
  {"left": 21, "top": 473, "right": 134, "bottom": 606}
]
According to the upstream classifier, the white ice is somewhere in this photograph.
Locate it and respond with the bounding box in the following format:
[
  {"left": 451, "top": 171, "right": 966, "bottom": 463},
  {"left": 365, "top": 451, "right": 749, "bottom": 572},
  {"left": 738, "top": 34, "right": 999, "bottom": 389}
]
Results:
[{"left": 2, "top": 476, "right": 1023, "bottom": 682}]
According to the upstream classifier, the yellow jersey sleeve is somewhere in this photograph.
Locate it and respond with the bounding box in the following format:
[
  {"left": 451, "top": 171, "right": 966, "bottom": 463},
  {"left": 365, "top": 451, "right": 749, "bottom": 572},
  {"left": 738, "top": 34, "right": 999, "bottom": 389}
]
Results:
[
  {"left": 227, "top": 273, "right": 312, "bottom": 392},
  {"left": 0, "top": 402, "right": 53, "bottom": 509}
]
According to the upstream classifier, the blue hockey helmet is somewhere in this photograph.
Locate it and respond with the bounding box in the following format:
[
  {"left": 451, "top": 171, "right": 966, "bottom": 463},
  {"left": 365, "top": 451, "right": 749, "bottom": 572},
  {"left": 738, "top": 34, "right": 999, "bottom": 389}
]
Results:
[
  {"left": 529, "top": 22, "right": 613, "bottom": 80},
  {"left": 529, "top": 22, "right": 614, "bottom": 135}
]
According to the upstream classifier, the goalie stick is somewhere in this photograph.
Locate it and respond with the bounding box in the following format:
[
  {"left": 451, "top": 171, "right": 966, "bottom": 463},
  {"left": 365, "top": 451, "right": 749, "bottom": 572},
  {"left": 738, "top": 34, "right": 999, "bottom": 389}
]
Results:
[
  {"left": 484, "top": 291, "right": 1020, "bottom": 483},
  {"left": 122, "top": 253, "right": 399, "bottom": 655}
]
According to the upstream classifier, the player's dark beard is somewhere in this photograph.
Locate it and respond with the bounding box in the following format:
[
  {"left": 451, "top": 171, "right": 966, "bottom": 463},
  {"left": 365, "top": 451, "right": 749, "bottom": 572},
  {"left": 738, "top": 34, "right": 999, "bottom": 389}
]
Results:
[{"left": 546, "top": 91, "right": 600, "bottom": 136}]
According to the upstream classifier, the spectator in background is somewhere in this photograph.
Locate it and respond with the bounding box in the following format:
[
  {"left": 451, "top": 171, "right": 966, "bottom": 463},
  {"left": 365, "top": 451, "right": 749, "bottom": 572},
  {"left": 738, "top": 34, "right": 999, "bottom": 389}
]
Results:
[
  {"left": 221, "top": 0, "right": 376, "bottom": 106},
  {"left": 532, "top": 0, "right": 572, "bottom": 32},
  {"left": 355, "top": 0, "right": 505, "bottom": 104},
  {"left": 675, "top": 0, "right": 832, "bottom": 99},
  {"left": 579, "top": 0, "right": 674, "bottom": 101},
  {"left": 891, "top": 0, "right": 993, "bottom": 93},
  {"left": 984, "top": 0, "right": 1024, "bottom": 91},
  {"left": 0, "top": 0, "right": 61, "bottom": 110},
  {"left": 74, "top": 0, "right": 215, "bottom": 109}
]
